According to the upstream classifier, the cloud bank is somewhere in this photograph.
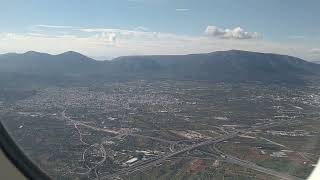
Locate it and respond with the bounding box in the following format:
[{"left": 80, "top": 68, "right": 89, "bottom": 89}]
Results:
[
  {"left": 205, "top": 26, "right": 260, "bottom": 40},
  {"left": 310, "top": 48, "right": 320, "bottom": 54},
  {"left": 35, "top": 24, "right": 75, "bottom": 29},
  {"left": 175, "top": 8, "right": 190, "bottom": 12},
  {"left": 0, "top": 25, "right": 317, "bottom": 61}
]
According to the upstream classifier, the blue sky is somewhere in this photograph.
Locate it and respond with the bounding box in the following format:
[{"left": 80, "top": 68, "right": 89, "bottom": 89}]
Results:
[{"left": 0, "top": 0, "right": 319, "bottom": 60}]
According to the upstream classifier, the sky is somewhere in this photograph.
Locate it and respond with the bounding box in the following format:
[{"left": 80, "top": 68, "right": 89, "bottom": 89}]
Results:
[{"left": 0, "top": 0, "right": 319, "bottom": 61}]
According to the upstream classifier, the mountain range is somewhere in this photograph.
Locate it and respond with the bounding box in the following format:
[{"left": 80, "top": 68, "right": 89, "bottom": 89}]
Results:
[{"left": 0, "top": 50, "right": 319, "bottom": 87}]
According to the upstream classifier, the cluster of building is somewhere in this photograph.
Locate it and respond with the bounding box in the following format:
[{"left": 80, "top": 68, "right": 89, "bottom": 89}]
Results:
[
  {"left": 171, "top": 130, "right": 209, "bottom": 140},
  {"left": 16, "top": 86, "right": 183, "bottom": 114},
  {"left": 266, "top": 130, "right": 314, "bottom": 137}
]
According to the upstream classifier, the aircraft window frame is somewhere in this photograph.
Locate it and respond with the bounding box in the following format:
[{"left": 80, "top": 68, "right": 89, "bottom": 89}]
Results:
[{"left": 0, "top": 122, "right": 52, "bottom": 180}]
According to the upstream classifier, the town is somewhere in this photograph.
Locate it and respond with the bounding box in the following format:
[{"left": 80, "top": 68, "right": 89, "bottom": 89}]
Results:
[{"left": 1, "top": 80, "right": 320, "bottom": 180}]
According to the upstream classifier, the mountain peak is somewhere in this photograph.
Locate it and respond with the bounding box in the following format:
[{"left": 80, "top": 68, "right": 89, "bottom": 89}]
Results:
[
  {"left": 24, "top": 50, "right": 38, "bottom": 54},
  {"left": 58, "top": 51, "right": 83, "bottom": 56},
  {"left": 56, "top": 51, "right": 94, "bottom": 62},
  {"left": 57, "top": 51, "right": 86, "bottom": 57},
  {"left": 23, "top": 51, "right": 50, "bottom": 56},
  {"left": 21, "top": 51, "right": 85, "bottom": 57},
  {"left": 212, "top": 49, "right": 262, "bottom": 55}
]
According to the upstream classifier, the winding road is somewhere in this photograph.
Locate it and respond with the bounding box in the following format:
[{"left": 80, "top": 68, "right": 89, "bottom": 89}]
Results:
[{"left": 62, "top": 109, "right": 304, "bottom": 180}]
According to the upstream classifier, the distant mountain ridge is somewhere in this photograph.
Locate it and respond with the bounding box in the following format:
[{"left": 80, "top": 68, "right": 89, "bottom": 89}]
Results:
[
  {"left": 312, "top": 60, "right": 320, "bottom": 64},
  {"left": 0, "top": 51, "right": 96, "bottom": 75},
  {"left": 0, "top": 50, "right": 319, "bottom": 86}
]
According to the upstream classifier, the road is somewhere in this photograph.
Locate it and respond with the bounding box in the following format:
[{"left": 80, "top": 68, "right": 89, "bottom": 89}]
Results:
[
  {"left": 100, "top": 122, "right": 302, "bottom": 180},
  {"left": 223, "top": 155, "right": 303, "bottom": 180},
  {"left": 100, "top": 132, "right": 241, "bottom": 179},
  {"left": 211, "top": 132, "right": 304, "bottom": 180},
  {"left": 62, "top": 109, "right": 121, "bottom": 135},
  {"left": 62, "top": 109, "right": 303, "bottom": 180},
  {"left": 62, "top": 109, "right": 175, "bottom": 144}
]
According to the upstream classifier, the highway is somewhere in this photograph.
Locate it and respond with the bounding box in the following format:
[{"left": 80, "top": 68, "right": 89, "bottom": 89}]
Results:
[
  {"left": 210, "top": 133, "right": 304, "bottom": 180},
  {"left": 62, "top": 109, "right": 121, "bottom": 135},
  {"left": 62, "top": 109, "right": 175, "bottom": 144},
  {"left": 62, "top": 109, "right": 303, "bottom": 180},
  {"left": 223, "top": 155, "right": 303, "bottom": 180},
  {"left": 100, "top": 122, "right": 303, "bottom": 180},
  {"left": 100, "top": 132, "right": 241, "bottom": 179}
]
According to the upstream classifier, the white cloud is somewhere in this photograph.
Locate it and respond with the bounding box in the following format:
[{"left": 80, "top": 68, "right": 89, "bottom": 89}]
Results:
[
  {"left": 127, "top": 0, "right": 145, "bottom": 2},
  {"left": 288, "top": 35, "right": 305, "bottom": 39},
  {"left": 35, "top": 24, "right": 74, "bottom": 29},
  {"left": 134, "top": 26, "right": 149, "bottom": 31},
  {"left": 205, "top": 26, "right": 260, "bottom": 40},
  {"left": 27, "top": 33, "right": 49, "bottom": 37},
  {"left": 100, "top": 32, "right": 117, "bottom": 43},
  {"left": 80, "top": 28, "right": 163, "bottom": 41},
  {"left": 310, "top": 48, "right": 320, "bottom": 54},
  {"left": 175, "top": 8, "right": 189, "bottom": 12}
]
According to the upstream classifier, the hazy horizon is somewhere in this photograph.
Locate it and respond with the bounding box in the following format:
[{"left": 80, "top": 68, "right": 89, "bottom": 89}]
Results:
[
  {"left": 1, "top": 49, "right": 318, "bottom": 62},
  {"left": 1, "top": 0, "right": 320, "bottom": 61}
]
